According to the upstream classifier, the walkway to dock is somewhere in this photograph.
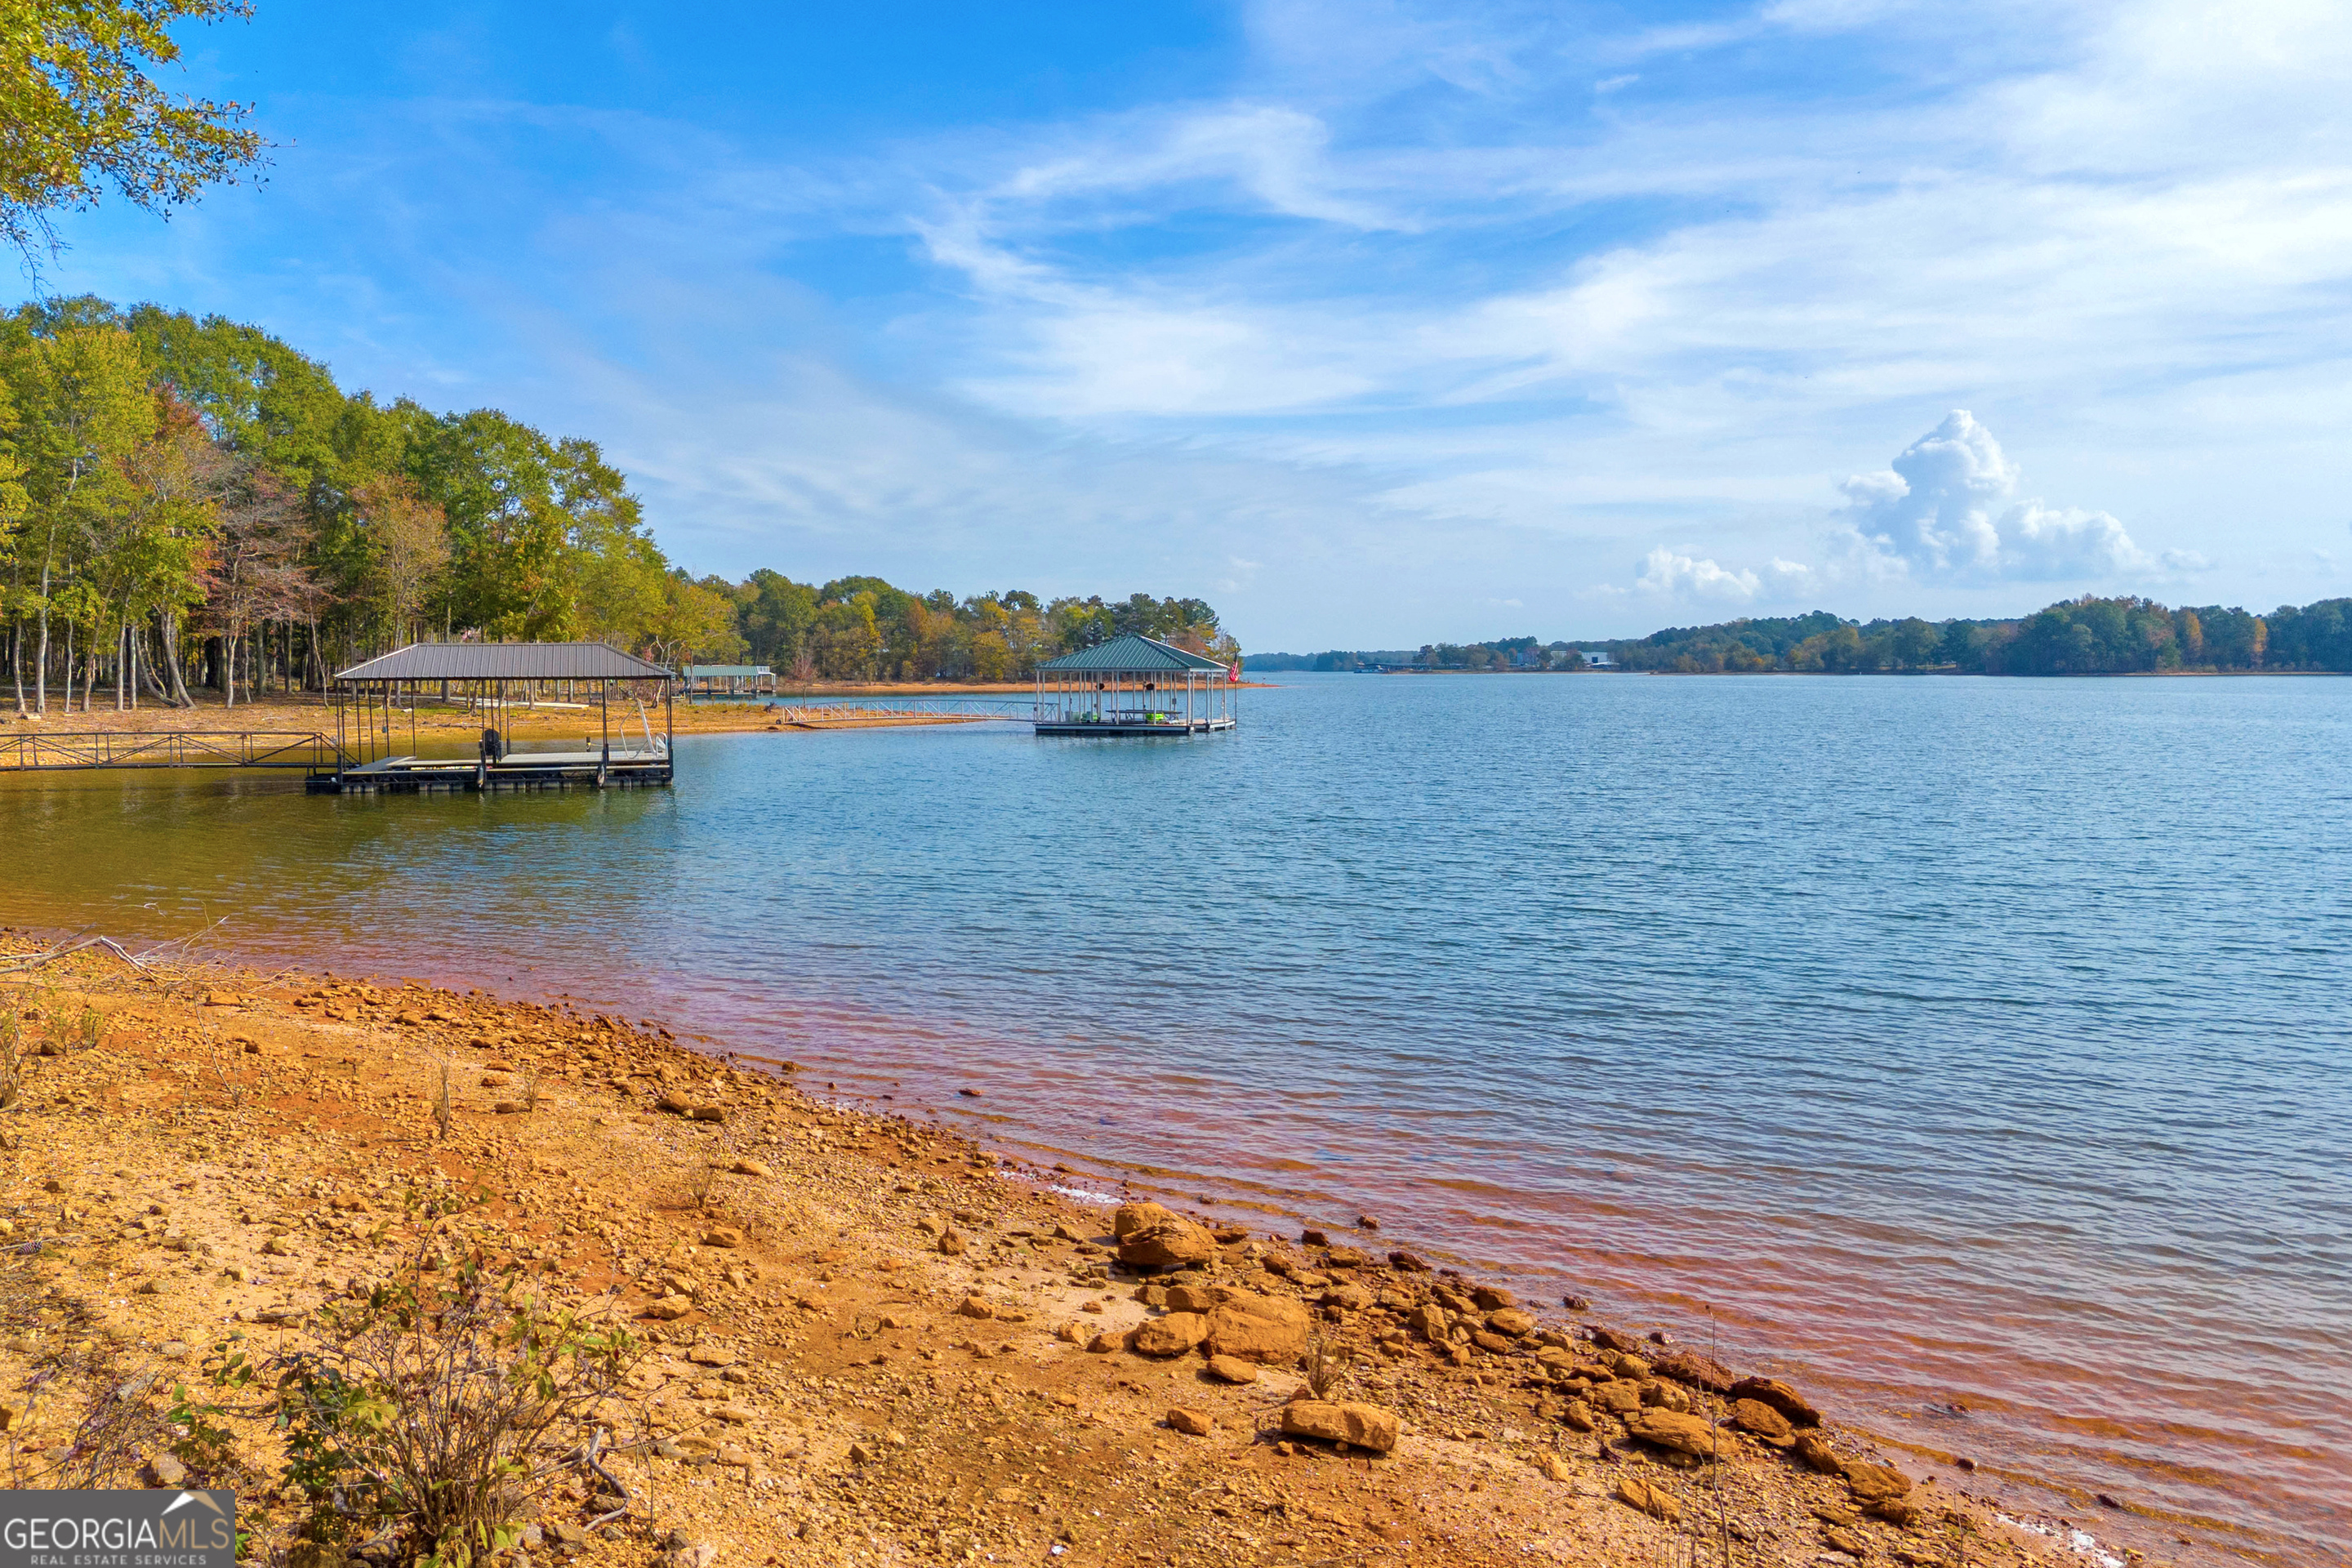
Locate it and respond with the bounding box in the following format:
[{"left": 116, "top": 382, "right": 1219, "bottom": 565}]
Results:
[
  {"left": 0, "top": 730, "right": 352, "bottom": 773},
  {"left": 759, "top": 701, "right": 1018, "bottom": 728}
]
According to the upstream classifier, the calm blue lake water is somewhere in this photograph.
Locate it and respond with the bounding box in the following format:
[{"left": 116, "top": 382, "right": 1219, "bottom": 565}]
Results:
[{"left": 7, "top": 674, "right": 2347, "bottom": 1563}]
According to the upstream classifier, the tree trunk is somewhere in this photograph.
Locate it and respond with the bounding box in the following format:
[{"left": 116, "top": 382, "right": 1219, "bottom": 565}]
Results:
[
  {"left": 34, "top": 598, "right": 49, "bottom": 716},
  {"left": 159, "top": 614, "right": 193, "bottom": 707},
  {"left": 140, "top": 624, "right": 170, "bottom": 702}
]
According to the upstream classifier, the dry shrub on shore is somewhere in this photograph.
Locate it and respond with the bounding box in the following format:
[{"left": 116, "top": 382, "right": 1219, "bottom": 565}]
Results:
[
  {"left": 12, "top": 1351, "right": 209, "bottom": 1490},
  {"left": 212, "top": 1238, "right": 642, "bottom": 1567},
  {"left": 1303, "top": 1331, "right": 1355, "bottom": 1401},
  {"left": 0, "top": 1290, "right": 250, "bottom": 1495}
]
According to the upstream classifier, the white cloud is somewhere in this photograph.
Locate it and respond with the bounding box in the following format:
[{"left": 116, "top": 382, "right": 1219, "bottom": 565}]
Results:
[
  {"left": 1619, "top": 546, "right": 1815, "bottom": 606},
  {"left": 1839, "top": 411, "right": 2149, "bottom": 581},
  {"left": 991, "top": 104, "right": 1401, "bottom": 230},
  {"left": 1636, "top": 547, "right": 1762, "bottom": 599}
]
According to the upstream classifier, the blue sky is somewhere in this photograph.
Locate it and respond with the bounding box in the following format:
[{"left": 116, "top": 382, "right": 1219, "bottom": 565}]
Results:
[{"left": 37, "top": 0, "right": 2352, "bottom": 647}]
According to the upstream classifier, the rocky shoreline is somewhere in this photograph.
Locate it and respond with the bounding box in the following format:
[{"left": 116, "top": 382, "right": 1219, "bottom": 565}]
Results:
[{"left": 0, "top": 936, "right": 2125, "bottom": 1566}]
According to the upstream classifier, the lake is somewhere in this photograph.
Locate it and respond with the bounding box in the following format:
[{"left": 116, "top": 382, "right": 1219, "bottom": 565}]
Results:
[{"left": 7, "top": 673, "right": 2347, "bottom": 1564}]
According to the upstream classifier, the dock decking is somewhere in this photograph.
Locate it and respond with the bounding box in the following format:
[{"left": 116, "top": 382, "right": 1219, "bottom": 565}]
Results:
[
  {"left": 311, "top": 746, "right": 672, "bottom": 793},
  {"left": 1032, "top": 716, "right": 1237, "bottom": 737}
]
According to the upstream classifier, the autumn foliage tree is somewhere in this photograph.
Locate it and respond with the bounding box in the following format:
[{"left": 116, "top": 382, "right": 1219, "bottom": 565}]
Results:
[{"left": 0, "top": 0, "right": 265, "bottom": 273}]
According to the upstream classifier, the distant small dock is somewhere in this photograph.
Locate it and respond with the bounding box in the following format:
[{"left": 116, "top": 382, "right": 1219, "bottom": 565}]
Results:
[{"left": 1034, "top": 635, "right": 1237, "bottom": 737}]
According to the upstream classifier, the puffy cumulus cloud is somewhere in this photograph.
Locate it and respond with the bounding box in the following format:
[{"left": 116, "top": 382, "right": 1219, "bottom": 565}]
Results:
[
  {"left": 1632, "top": 549, "right": 1815, "bottom": 603},
  {"left": 1842, "top": 411, "right": 2149, "bottom": 581},
  {"left": 1635, "top": 548, "right": 1755, "bottom": 599}
]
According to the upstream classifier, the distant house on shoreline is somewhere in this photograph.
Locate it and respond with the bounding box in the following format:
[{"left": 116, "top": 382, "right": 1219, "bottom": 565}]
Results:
[{"left": 1580, "top": 651, "right": 1615, "bottom": 668}]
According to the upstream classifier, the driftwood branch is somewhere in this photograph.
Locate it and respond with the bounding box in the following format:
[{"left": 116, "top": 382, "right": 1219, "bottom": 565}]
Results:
[
  {"left": 0, "top": 930, "right": 141, "bottom": 975},
  {"left": 0, "top": 916, "right": 231, "bottom": 977}
]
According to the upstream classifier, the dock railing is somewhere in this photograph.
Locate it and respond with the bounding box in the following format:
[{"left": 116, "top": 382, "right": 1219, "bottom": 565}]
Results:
[{"left": 0, "top": 730, "right": 354, "bottom": 773}]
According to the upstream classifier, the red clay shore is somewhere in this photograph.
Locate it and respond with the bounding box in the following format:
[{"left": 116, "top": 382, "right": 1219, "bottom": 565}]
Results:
[{"left": 0, "top": 931, "right": 2129, "bottom": 1568}]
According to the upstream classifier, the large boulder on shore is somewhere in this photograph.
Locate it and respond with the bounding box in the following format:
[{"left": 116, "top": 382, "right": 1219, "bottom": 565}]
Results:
[
  {"left": 1624, "top": 1409, "right": 1722, "bottom": 1461},
  {"left": 1281, "top": 1400, "right": 1399, "bottom": 1454},
  {"left": 1615, "top": 1477, "right": 1681, "bottom": 1524},
  {"left": 1113, "top": 1203, "right": 1218, "bottom": 1269},
  {"left": 1729, "top": 1398, "right": 1796, "bottom": 1446},
  {"left": 1206, "top": 1293, "right": 1310, "bottom": 1364},
  {"left": 1844, "top": 1460, "right": 1913, "bottom": 1505},
  {"left": 1727, "top": 1375, "right": 1820, "bottom": 1427},
  {"left": 1129, "top": 1312, "right": 1209, "bottom": 1357},
  {"left": 1794, "top": 1432, "right": 1845, "bottom": 1476},
  {"left": 1650, "top": 1348, "right": 1735, "bottom": 1393}
]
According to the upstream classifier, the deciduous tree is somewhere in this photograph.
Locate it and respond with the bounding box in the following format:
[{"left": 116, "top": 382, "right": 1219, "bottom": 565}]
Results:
[{"left": 0, "top": 1, "right": 265, "bottom": 273}]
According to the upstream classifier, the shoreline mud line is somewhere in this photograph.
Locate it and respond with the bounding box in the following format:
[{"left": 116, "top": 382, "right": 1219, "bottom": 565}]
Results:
[{"left": 0, "top": 931, "right": 2194, "bottom": 1566}]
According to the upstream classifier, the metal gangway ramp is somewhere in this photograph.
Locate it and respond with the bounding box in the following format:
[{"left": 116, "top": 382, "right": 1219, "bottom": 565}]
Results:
[{"left": 0, "top": 729, "right": 353, "bottom": 777}]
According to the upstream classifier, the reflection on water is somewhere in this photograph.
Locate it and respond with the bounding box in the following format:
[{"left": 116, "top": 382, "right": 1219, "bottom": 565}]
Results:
[{"left": 8, "top": 675, "right": 2350, "bottom": 1564}]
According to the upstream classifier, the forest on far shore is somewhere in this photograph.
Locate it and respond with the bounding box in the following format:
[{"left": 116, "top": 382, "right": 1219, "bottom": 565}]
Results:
[
  {"left": 0, "top": 296, "right": 1236, "bottom": 712},
  {"left": 1249, "top": 595, "right": 2352, "bottom": 675}
]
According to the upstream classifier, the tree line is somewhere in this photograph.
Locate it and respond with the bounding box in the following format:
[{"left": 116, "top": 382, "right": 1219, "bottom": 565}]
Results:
[
  {"left": 0, "top": 296, "right": 1237, "bottom": 712},
  {"left": 690, "top": 575, "right": 1239, "bottom": 684},
  {"left": 1247, "top": 595, "right": 2352, "bottom": 676},
  {"left": 1600, "top": 597, "right": 2332, "bottom": 675}
]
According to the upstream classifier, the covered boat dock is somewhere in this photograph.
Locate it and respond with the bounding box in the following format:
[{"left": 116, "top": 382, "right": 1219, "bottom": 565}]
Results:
[
  {"left": 683, "top": 662, "right": 776, "bottom": 697},
  {"left": 1033, "top": 635, "right": 1236, "bottom": 737},
  {"left": 317, "top": 642, "right": 676, "bottom": 793}
]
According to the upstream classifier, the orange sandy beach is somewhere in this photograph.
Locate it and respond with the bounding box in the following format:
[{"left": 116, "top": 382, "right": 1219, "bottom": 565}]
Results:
[{"left": 0, "top": 931, "right": 2123, "bottom": 1568}]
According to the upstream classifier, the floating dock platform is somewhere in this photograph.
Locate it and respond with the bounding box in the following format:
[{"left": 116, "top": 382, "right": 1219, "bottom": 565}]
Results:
[
  {"left": 307, "top": 746, "right": 671, "bottom": 794},
  {"left": 1031, "top": 716, "right": 1236, "bottom": 737}
]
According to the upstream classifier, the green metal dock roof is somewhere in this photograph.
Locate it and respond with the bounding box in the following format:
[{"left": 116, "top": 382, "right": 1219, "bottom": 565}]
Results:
[{"left": 1036, "top": 635, "right": 1229, "bottom": 674}]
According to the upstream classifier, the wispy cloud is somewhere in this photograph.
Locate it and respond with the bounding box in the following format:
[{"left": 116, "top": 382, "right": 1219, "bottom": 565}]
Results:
[{"left": 46, "top": 0, "right": 2352, "bottom": 645}]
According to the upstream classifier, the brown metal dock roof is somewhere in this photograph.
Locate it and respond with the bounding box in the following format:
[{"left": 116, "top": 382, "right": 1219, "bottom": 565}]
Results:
[{"left": 334, "top": 643, "right": 674, "bottom": 684}]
